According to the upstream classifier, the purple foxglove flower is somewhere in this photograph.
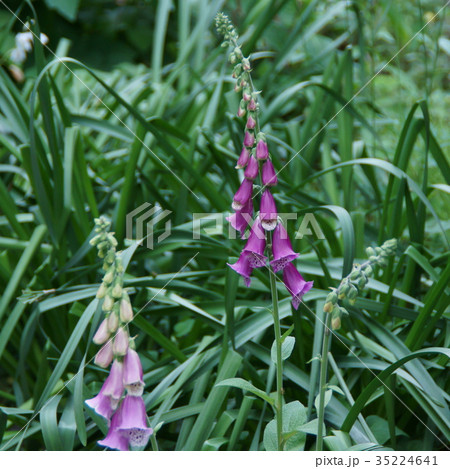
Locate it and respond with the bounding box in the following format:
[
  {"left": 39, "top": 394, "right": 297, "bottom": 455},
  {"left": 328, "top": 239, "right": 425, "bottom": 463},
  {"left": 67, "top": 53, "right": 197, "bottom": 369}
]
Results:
[
  {"left": 120, "top": 299, "right": 133, "bottom": 323},
  {"left": 248, "top": 98, "right": 257, "bottom": 111},
  {"left": 243, "top": 131, "right": 255, "bottom": 148},
  {"left": 283, "top": 263, "right": 313, "bottom": 310},
  {"left": 227, "top": 252, "right": 253, "bottom": 287},
  {"left": 95, "top": 340, "right": 114, "bottom": 368},
  {"left": 259, "top": 190, "right": 278, "bottom": 231},
  {"left": 256, "top": 139, "right": 269, "bottom": 160},
  {"left": 98, "top": 410, "right": 129, "bottom": 451},
  {"left": 226, "top": 198, "right": 253, "bottom": 238},
  {"left": 236, "top": 147, "right": 250, "bottom": 169},
  {"left": 113, "top": 328, "right": 129, "bottom": 356},
  {"left": 232, "top": 179, "right": 253, "bottom": 211},
  {"left": 85, "top": 359, "right": 124, "bottom": 420},
  {"left": 270, "top": 223, "right": 299, "bottom": 273},
  {"left": 123, "top": 348, "right": 145, "bottom": 396},
  {"left": 117, "top": 395, "right": 153, "bottom": 449},
  {"left": 262, "top": 160, "right": 278, "bottom": 187},
  {"left": 93, "top": 318, "right": 110, "bottom": 345},
  {"left": 244, "top": 155, "right": 259, "bottom": 180},
  {"left": 246, "top": 116, "right": 256, "bottom": 129},
  {"left": 242, "top": 218, "right": 267, "bottom": 268}
]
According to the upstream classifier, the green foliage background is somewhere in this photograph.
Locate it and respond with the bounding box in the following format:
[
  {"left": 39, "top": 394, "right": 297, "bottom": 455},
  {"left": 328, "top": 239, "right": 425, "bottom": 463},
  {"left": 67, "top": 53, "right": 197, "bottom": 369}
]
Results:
[{"left": 0, "top": 0, "right": 448, "bottom": 451}]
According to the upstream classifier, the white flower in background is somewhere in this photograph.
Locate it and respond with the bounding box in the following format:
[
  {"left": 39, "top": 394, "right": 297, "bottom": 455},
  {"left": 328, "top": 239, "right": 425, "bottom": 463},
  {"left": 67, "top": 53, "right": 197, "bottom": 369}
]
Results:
[{"left": 9, "top": 30, "right": 49, "bottom": 65}]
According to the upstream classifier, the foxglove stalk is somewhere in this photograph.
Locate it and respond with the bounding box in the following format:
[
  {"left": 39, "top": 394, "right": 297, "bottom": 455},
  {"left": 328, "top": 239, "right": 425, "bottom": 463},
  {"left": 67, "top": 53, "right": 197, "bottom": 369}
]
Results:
[
  {"left": 117, "top": 395, "right": 153, "bottom": 449},
  {"left": 123, "top": 348, "right": 145, "bottom": 396},
  {"left": 282, "top": 263, "right": 313, "bottom": 310},
  {"left": 226, "top": 198, "right": 253, "bottom": 238},
  {"left": 259, "top": 190, "right": 278, "bottom": 231},
  {"left": 236, "top": 147, "right": 250, "bottom": 169},
  {"left": 262, "top": 160, "right": 278, "bottom": 187},
  {"left": 270, "top": 223, "right": 299, "bottom": 273},
  {"left": 232, "top": 179, "right": 253, "bottom": 211},
  {"left": 244, "top": 155, "right": 259, "bottom": 180}
]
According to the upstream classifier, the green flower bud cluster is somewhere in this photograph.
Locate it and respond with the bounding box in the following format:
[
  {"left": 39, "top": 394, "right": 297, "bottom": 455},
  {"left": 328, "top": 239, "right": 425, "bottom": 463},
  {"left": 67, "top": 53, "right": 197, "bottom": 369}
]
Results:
[
  {"left": 90, "top": 217, "right": 134, "bottom": 350},
  {"left": 323, "top": 239, "right": 397, "bottom": 330}
]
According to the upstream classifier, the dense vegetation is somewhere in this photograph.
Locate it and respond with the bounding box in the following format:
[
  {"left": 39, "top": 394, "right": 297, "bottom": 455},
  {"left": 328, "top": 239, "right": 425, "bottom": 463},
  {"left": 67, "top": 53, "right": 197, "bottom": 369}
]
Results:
[{"left": 0, "top": 0, "right": 448, "bottom": 451}]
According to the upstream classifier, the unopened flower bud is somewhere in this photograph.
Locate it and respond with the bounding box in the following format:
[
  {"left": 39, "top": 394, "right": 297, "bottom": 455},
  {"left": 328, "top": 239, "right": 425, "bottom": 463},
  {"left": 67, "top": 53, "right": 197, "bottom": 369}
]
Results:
[
  {"left": 243, "top": 87, "right": 251, "bottom": 101},
  {"left": 326, "top": 291, "right": 338, "bottom": 304},
  {"left": 246, "top": 115, "right": 256, "bottom": 129},
  {"left": 107, "top": 311, "right": 119, "bottom": 333},
  {"left": 237, "top": 100, "right": 246, "bottom": 118},
  {"left": 243, "top": 131, "right": 255, "bottom": 147},
  {"left": 120, "top": 298, "right": 134, "bottom": 323},
  {"left": 364, "top": 265, "right": 373, "bottom": 276},
  {"left": 93, "top": 319, "right": 110, "bottom": 345},
  {"left": 331, "top": 316, "right": 341, "bottom": 330},
  {"left": 323, "top": 301, "right": 334, "bottom": 313},
  {"left": 102, "top": 294, "right": 114, "bottom": 312},
  {"left": 366, "top": 247, "right": 375, "bottom": 257},
  {"left": 95, "top": 341, "right": 114, "bottom": 368},
  {"left": 350, "top": 269, "right": 360, "bottom": 280},
  {"left": 103, "top": 270, "right": 114, "bottom": 285},
  {"left": 242, "top": 58, "right": 250, "bottom": 70},
  {"left": 247, "top": 98, "right": 257, "bottom": 111},
  {"left": 113, "top": 328, "right": 129, "bottom": 356},
  {"left": 112, "top": 283, "right": 123, "bottom": 299},
  {"left": 96, "top": 283, "right": 107, "bottom": 299},
  {"left": 347, "top": 284, "right": 358, "bottom": 299}
]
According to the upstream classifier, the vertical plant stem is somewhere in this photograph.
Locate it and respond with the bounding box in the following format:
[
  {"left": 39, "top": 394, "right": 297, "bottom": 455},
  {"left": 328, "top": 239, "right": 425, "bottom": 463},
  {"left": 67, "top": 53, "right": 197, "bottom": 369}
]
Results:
[
  {"left": 316, "top": 312, "right": 331, "bottom": 451},
  {"left": 268, "top": 235, "right": 283, "bottom": 450}
]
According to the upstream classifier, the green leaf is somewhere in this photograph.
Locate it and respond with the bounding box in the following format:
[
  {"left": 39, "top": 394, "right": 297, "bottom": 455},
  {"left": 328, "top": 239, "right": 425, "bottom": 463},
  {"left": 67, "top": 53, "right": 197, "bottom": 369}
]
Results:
[
  {"left": 216, "top": 378, "right": 275, "bottom": 406},
  {"left": 271, "top": 336, "right": 296, "bottom": 363}
]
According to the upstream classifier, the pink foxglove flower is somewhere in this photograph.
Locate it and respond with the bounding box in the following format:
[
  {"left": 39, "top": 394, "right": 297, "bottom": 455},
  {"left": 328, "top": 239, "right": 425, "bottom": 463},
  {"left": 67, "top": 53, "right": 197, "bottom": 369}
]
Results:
[
  {"left": 242, "top": 218, "right": 267, "bottom": 268},
  {"left": 232, "top": 179, "right": 253, "bottom": 211},
  {"left": 117, "top": 395, "right": 153, "bottom": 449},
  {"left": 236, "top": 147, "right": 250, "bottom": 169},
  {"left": 226, "top": 198, "right": 253, "bottom": 238},
  {"left": 282, "top": 263, "right": 313, "bottom": 310},
  {"left": 262, "top": 160, "right": 278, "bottom": 187},
  {"left": 123, "top": 348, "right": 145, "bottom": 396},
  {"left": 259, "top": 190, "right": 278, "bottom": 231},
  {"left": 98, "top": 409, "right": 129, "bottom": 451},
  {"left": 95, "top": 340, "right": 114, "bottom": 368},
  {"left": 227, "top": 253, "right": 253, "bottom": 287},
  {"left": 256, "top": 139, "right": 269, "bottom": 160},
  {"left": 248, "top": 98, "right": 257, "bottom": 111},
  {"left": 244, "top": 155, "right": 259, "bottom": 180},
  {"left": 243, "top": 131, "right": 255, "bottom": 148},
  {"left": 246, "top": 115, "right": 256, "bottom": 129},
  {"left": 270, "top": 223, "right": 299, "bottom": 273},
  {"left": 93, "top": 318, "right": 110, "bottom": 345},
  {"left": 85, "top": 359, "right": 124, "bottom": 420},
  {"left": 113, "top": 328, "right": 129, "bottom": 356}
]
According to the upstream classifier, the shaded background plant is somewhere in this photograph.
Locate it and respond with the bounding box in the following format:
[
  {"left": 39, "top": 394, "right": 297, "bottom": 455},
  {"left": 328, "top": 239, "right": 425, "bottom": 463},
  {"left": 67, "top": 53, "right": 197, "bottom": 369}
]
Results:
[{"left": 0, "top": 0, "right": 448, "bottom": 451}]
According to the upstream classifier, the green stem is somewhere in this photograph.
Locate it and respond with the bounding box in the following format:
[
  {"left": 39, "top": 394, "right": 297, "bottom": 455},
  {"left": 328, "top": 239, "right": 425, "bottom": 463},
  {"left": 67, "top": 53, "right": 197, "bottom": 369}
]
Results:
[
  {"left": 150, "top": 432, "right": 159, "bottom": 451},
  {"left": 316, "top": 312, "right": 332, "bottom": 451},
  {"left": 268, "top": 251, "right": 283, "bottom": 451}
]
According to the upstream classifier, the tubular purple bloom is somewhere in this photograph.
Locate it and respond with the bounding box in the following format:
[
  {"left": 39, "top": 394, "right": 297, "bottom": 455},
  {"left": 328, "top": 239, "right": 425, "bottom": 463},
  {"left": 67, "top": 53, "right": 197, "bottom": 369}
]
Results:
[
  {"left": 262, "top": 160, "right": 278, "bottom": 187},
  {"left": 282, "top": 263, "right": 313, "bottom": 310},
  {"left": 113, "top": 328, "right": 129, "bottom": 356},
  {"left": 93, "top": 318, "right": 110, "bottom": 345},
  {"left": 236, "top": 147, "right": 250, "bottom": 169},
  {"left": 98, "top": 410, "right": 129, "bottom": 451},
  {"left": 242, "top": 218, "right": 267, "bottom": 268},
  {"left": 226, "top": 198, "right": 253, "bottom": 238},
  {"left": 85, "top": 359, "right": 124, "bottom": 420},
  {"left": 95, "top": 340, "right": 114, "bottom": 368},
  {"left": 270, "top": 223, "right": 299, "bottom": 273},
  {"left": 244, "top": 155, "right": 259, "bottom": 180},
  {"left": 243, "top": 131, "right": 255, "bottom": 148},
  {"left": 117, "top": 395, "right": 153, "bottom": 449},
  {"left": 259, "top": 190, "right": 278, "bottom": 231},
  {"left": 123, "top": 348, "right": 145, "bottom": 396},
  {"left": 232, "top": 179, "right": 253, "bottom": 211},
  {"left": 256, "top": 139, "right": 269, "bottom": 160},
  {"left": 246, "top": 115, "right": 256, "bottom": 129},
  {"left": 227, "top": 252, "right": 253, "bottom": 287}
]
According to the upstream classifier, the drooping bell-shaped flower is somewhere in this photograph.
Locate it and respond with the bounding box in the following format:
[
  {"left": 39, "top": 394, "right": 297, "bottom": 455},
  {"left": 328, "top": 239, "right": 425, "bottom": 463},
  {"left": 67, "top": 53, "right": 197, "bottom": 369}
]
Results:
[
  {"left": 242, "top": 219, "right": 267, "bottom": 268},
  {"left": 95, "top": 340, "right": 114, "bottom": 368},
  {"left": 262, "top": 159, "right": 278, "bottom": 187},
  {"left": 117, "top": 395, "right": 153, "bottom": 449},
  {"left": 123, "top": 348, "right": 145, "bottom": 396},
  {"left": 243, "top": 131, "right": 255, "bottom": 148},
  {"left": 98, "top": 409, "right": 129, "bottom": 451},
  {"left": 259, "top": 190, "right": 278, "bottom": 231},
  {"left": 270, "top": 223, "right": 299, "bottom": 273},
  {"left": 232, "top": 179, "right": 253, "bottom": 211},
  {"left": 85, "top": 359, "right": 124, "bottom": 420},
  {"left": 256, "top": 139, "right": 269, "bottom": 160},
  {"left": 282, "top": 263, "right": 313, "bottom": 310},
  {"left": 93, "top": 318, "right": 110, "bottom": 345},
  {"left": 227, "top": 252, "right": 253, "bottom": 287},
  {"left": 226, "top": 198, "right": 253, "bottom": 238},
  {"left": 236, "top": 147, "right": 250, "bottom": 169},
  {"left": 113, "top": 328, "right": 129, "bottom": 356},
  {"left": 244, "top": 155, "right": 259, "bottom": 180}
]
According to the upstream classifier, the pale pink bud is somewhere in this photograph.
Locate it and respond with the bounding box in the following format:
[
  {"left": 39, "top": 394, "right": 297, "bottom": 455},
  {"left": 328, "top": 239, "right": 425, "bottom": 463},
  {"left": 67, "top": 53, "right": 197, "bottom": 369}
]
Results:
[
  {"left": 107, "top": 311, "right": 119, "bottom": 333},
  {"left": 246, "top": 115, "right": 256, "bottom": 129},
  {"left": 248, "top": 99, "right": 257, "bottom": 111},
  {"left": 93, "top": 319, "right": 110, "bottom": 345},
  {"left": 113, "top": 328, "right": 129, "bottom": 356},
  {"left": 120, "top": 299, "right": 134, "bottom": 323},
  {"left": 95, "top": 341, "right": 114, "bottom": 368}
]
